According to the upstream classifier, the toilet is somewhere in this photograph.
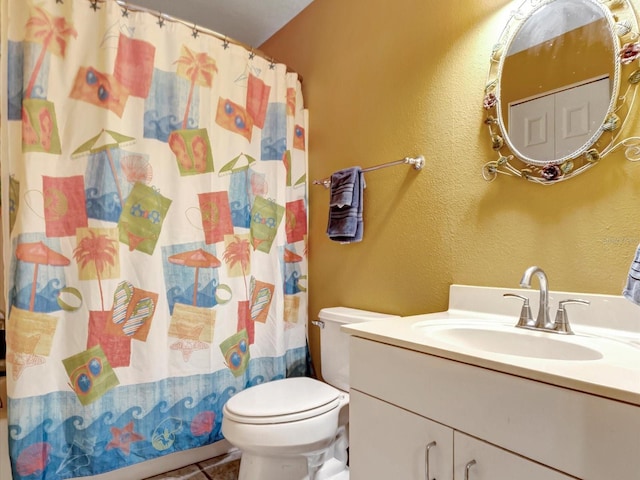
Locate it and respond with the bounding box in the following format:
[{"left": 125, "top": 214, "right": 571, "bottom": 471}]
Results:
[{"left": 221, "top": 307, "right": 398, "bottom": 480}]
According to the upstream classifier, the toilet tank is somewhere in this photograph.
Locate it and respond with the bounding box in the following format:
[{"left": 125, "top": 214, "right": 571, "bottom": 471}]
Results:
[{"left": 318, "top": 307, "right": 399, "bottom": 392}]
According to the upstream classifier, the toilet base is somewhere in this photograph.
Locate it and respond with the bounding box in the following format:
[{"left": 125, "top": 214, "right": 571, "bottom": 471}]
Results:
[
  {"left": 237, "top": 453, "right": 349, "bottom": 480},
  {"left": 234, "top": 418, "right": 350, "bottom": 480},
  {"left": 238, "top": 453, "right": 307, "bottom": 480}
]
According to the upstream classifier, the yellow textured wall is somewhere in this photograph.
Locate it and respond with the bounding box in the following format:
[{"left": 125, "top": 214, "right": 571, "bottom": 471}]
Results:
[{"left": 262, "top": 0, "right": 640, "bottom": 376}]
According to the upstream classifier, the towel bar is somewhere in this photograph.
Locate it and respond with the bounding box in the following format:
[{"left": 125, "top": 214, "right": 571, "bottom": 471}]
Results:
[{"left": 312, "top": 155, "right": 425, "bottom": 188}]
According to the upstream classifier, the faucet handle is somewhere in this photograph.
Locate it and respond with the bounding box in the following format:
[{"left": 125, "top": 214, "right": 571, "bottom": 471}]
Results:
[
  {"left": 503, "top": 293, "right": 534, "bottom": 328},
  {"left": 553, "top": 299, "right": 590, "bottom": 335}
]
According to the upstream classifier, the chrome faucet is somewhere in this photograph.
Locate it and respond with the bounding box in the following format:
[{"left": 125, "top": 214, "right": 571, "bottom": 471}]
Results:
[
  {"left": 519, "top": 266, "right": 553, "bottom": 330},
  {"left": 512, "top": 266, "right": 590, "bottom": 335}
]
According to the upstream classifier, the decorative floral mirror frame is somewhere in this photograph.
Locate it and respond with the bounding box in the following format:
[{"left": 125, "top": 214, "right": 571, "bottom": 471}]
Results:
[{"left": 483, "top": 0, "right": 640, "bottom": 184}]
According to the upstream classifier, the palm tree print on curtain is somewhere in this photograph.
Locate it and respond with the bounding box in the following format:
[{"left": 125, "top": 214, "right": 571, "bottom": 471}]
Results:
[
  {"left": 73, "top": 228, "right": 119, "bottom": 312},
  {"left": 222, "top": 234, "right": 255, "bottom": 343},
  {"left": 168, "top": 46, "right": 217, "bottom": 175},
  {"left": 21, "top": 5, "right": 76, "bottom": 153}
]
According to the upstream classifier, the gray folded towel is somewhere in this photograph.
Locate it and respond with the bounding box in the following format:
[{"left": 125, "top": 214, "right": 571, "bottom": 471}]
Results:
[
  {"left": 623, "top": 244, "right": 640, "bottom": 305},
  {"left": 329, "top": 168, "right": 358, "bottom": 207},
  {"left": 326, "top": 167, "right": 364, "bottom": 243}
]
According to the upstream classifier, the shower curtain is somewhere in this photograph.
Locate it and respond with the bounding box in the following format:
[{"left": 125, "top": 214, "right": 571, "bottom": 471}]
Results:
[{"left": 1, "top": 0, "right": 309, "bottom": 478}]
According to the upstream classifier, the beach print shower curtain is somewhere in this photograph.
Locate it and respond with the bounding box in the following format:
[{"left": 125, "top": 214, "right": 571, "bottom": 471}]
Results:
[{"left": 1, "top": 0, "right": 309, "bottom": 478}]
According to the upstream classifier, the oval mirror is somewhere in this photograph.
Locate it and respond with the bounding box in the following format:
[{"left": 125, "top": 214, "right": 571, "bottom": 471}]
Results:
[{"left": 482, "top": 0, "right": 640, "bottom": 184}]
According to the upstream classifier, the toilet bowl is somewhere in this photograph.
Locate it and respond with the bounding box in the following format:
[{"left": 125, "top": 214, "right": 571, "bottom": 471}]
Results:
[
  {"left": 222, "top": 377, "right": 348, "bottom": 479},
  {"left": 221, "top": 307, "right": 398, "bottom": 480}
]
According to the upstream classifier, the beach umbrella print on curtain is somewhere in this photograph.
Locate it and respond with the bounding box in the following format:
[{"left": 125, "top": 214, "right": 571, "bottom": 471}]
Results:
[
  {"left": 72, "top": 129, "right": 138, "bottom": 220},
  {"left": 168, "top": 249, "right": 222, "bottom": 306},
  {"left": 16, "top": 241, "right": 70, "bottom": 312}
]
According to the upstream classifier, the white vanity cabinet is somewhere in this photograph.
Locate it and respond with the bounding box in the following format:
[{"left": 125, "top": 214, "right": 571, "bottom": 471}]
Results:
[{"left": 348, "top": 335, "right": 640, "bottom": 480}]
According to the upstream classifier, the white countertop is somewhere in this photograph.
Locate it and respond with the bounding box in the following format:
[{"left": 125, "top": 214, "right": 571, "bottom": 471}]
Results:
[{"left": 342, "top": 285, "right": 640, "bottom": 406}]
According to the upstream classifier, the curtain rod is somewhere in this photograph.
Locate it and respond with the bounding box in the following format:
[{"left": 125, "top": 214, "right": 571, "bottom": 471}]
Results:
[
  {"left": 107, "top": 0, "right": 301, "bottom": 79},
  {"left": 313, "top": 156, "right": 425, "bottom": 188}
]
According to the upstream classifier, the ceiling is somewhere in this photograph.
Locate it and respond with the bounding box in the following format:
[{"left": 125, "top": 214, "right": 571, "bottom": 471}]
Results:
[{"left": 128, "top": 0, "right": 313, "bottom": 47}]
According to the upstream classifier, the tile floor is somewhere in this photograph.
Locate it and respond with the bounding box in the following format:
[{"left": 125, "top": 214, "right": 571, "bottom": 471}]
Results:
[{"left": 143, "top": 451, "right": 241, "bottom": 480}]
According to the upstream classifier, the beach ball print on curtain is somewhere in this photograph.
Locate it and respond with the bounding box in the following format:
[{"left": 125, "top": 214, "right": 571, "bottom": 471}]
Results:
[{"left": 2, "top": 1, "right": 308, "bottom": 479}]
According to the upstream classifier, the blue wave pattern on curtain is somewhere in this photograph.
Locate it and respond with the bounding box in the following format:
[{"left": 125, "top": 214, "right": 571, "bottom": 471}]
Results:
[{"left": 1, "top": 1, "right": 309, "bottom": 478}]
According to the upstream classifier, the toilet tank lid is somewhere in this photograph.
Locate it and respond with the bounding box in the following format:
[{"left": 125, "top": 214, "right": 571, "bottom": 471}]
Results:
[{"left": 318, "top": 307, "right": 399, "bottom": 323}]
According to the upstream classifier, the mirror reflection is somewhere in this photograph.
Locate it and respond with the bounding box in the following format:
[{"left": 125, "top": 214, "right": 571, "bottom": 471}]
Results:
[{"left": 500, "top": 0, "right": 615, "bottom": 164}]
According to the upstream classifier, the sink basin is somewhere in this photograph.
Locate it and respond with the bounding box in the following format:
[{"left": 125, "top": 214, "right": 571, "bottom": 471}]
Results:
[{"left": 412, "top": 321, "right": 604, "bottom": 361}]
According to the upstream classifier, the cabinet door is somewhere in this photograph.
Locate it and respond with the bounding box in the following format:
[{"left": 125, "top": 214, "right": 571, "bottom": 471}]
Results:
[
  {"left": 350, "top": 390, "right": 453, "bottom": 480},
  {"left": 454, "top": 432, "right": 573, "bottom": 480}
]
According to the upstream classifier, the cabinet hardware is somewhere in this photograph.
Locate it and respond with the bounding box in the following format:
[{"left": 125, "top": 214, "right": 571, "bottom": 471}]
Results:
[
  {"left": 424, "top": 441, "right": 436, "bottom": 480},
  {"left": 464, "top": 459, "right": 477, "bottom": 480}
]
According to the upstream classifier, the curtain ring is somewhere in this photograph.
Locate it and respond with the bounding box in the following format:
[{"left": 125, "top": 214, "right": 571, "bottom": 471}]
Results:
[
  {"left": 192, "top": 24, "right": 199, "bottom": 38},
  {"left": 222, "top": 37, "right": 230, "bottom": 49},
  {"left": 157, "top": 14, "right": 165, "bottom": 28}
]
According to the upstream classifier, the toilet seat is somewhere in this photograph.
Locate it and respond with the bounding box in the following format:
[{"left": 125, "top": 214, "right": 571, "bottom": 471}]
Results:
[{"left": 224, "top": 377, "right": 343, "bottom": 425}]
